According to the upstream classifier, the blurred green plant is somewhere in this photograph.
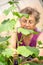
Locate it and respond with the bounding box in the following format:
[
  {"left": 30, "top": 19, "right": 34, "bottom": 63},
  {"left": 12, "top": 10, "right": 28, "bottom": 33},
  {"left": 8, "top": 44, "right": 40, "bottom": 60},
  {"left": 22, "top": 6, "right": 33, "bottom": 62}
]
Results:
[
  {"left": 18, "top": 28, "right": 38, "bottom": 35},
  {"left": 0, "top": 0, "right": 43, "bottom": 65},
  {"left": 0, "top": 36, "right": 15, "bottom": 65},
  {"left": 17, "top": 46, "right": 39, "bottom": 57}
]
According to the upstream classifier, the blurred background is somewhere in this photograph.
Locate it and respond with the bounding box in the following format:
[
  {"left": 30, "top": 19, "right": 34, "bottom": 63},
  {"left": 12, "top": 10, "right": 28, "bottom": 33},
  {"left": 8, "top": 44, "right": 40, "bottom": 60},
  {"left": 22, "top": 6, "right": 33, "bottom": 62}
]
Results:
[{"left": 0, "top": 0, "right": 43, "bottom": 31}]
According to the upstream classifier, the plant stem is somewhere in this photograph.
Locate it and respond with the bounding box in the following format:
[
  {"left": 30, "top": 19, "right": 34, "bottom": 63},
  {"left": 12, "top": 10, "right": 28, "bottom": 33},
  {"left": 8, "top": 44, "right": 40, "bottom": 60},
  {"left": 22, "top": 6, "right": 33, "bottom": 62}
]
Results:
[
  {"left": 9, "top": 58, "right": 13, "bottom": 65},
  {"left": 17, "top": 34, "right": 23, "bottom": 46}
]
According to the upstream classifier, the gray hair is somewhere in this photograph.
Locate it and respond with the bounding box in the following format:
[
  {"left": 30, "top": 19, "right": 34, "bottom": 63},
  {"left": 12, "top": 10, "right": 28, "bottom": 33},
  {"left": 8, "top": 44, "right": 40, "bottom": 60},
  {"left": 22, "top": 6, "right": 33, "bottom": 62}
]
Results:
[{"left": 20, "top": 7, "right": 40, "bottom": 24}]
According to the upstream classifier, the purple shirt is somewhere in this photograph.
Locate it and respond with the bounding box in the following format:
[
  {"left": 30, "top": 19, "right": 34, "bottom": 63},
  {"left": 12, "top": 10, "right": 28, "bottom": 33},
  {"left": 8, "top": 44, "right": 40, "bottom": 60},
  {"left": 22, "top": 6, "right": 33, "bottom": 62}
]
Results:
[{"left": 17, "top": 28, "right": 40, "bottom": 47}]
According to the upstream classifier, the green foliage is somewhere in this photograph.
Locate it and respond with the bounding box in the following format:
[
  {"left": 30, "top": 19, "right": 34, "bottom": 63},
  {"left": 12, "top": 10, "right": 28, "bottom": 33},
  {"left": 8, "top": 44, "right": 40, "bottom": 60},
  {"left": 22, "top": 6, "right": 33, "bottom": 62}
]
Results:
[
  {"left": 8, "top": 1, "right": 19, "bottom": 5},
  {"left": 3, "top": 5, "right": 16, "bottom": 15},
  {"left": 17, "top": 46, "right": 39, "bottom": 57},
  {"left": 23, "top": 63, "right": 30, "bottom": 65},
  {"left": 38, "top": 56, "right": 43, "bottom": 60},
  {"left": 0, "top": 36, "right": 10, "bottom": 42},
  {"left": 0, "top": 0, "right": 43, "bottom": 65},
  {"left": 17, "top": 46, "right": 33, "bottom": 57},
  {"left": 0, "top": 62, "right": 5, "bottom": 65},
  {"left": 0, "top": 39, "right": 14, "bottom": 65},
  {"left": 0, "top": 36, "right": 10, "bottom": 53},
  {"left": 0, "top": 0, "right": 19, "bottom": 65},
  {"left": 0, "top": 55, "right": 8, "bottom": 65},
  {"left": 2, "top": 19, "right": 9, "bottom": 24},
  {"left": 2, "top": 48, "right": 15, "bottom": 58},
  {"left": 0, "top": 19, "right": 16, "bottom": 32},
  {"left": 26, "top": 46, "right": 39, "bottom": 57},
  {"left": 0, "top": 55, "right": 6, "bottom": 63},
  {"left": 13, "top": 12, "right": 29, "bottom": 18},
  {"left": 18, "top": 28, "right": 38, "bottom": 35},
  {"left": 0, "top": 35, "right": 14, "bottom": 65},
  {"left": 18, "top": 57, "right": 23, "bottom": 64},
  {"left": 8, "top": 1, "right": 14, "bottom": 5}
]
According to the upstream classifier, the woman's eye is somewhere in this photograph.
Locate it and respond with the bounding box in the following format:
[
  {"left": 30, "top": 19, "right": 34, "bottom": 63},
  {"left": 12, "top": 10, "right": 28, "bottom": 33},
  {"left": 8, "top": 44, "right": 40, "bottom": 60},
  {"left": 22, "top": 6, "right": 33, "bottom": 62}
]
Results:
[
  {"left": 23, "top": 20, "right": 27, "bottom": 23},
  {"left": 29, "top": 20, "right": 32, "bottom": 24}
]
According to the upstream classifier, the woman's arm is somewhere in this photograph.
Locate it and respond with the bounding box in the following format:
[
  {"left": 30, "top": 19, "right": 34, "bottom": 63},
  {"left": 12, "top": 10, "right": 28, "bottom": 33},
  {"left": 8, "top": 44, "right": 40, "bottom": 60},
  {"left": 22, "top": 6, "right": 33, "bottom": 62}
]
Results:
[
  {"left": 8, "top": 31, "right": 17, "bottom": 49},
  {"left": 37, "top": 32, "right": 43, "bottom": 56}
]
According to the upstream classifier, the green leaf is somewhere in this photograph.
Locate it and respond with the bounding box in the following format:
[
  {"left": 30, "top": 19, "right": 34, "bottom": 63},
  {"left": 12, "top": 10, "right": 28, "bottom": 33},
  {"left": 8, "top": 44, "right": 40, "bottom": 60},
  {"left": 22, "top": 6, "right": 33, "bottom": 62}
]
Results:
[
  {"left": 0, "top": 55, "right": 5, "bottom": 62},
  {"left": 13, "top": 12, "right": 29, "bottom": 18},
  {"left": 22, "top": 13, "right": 29, "bottom": 18},
  {"left": 2, "top": 48, "right": 16, "bottom": 58},
  {"left": 9, "top": 5, "right": 16, "bottom": 11},
  {"left": 33, "top": 31, "right": 39, "bottom": 34},
  {"left": 26, "top": 46, "right": 39, "bottom": 57},
  {"left": 23, "top": 63, "right": 30, "bottom": 65},
  {"left": 18, "top": 28, "right": 38, "bottom": 35},
  {"left": 0, "top": 59, "right": 7, "bottom": 65},
  {"left": 0, "top": 62, "right": 4, "bottom": 65},
  {"left": 8, "top": 1, "right": 14, "bottom": 5},
  {"left": 0, "top": 42, "right": 9, "bottom": 53},
  {"left": 17, "top": 46, "right": 33, "bottom": 57},
  {"left": 0, "top": 36, "right": 10, "bottom": 42},
  {"left": 3, "top": 9, "right": 10, "bottom": 15},
  {"left": 17, "top": 46, "right": 39, "bottom": 57},
  {"left": 38, "top": 56, "right": 43, "bottom": 60},
  {"left": 2, "top": 19, "right": 10, "bottom": 24},
  {"left": 3, "top": 5, "right": 16, "bottom": 15},
  {"left": 18, "top": 28, "right": 34, "bottom": 35},
  {"left": 0, "top": 19, "right": 16, "bottom": 32},
  {"left": 8, "top": 1, "right": 19, "bottom": 5},
  {"left": 13, "top": 12, "right": 22, "bottom": 18},
  {"left": 9, "top": 19, "right": 16, "bottom": 29},
  {"left": 0, "top": 36, "right": 10, "bottom": 52},
  {"left": 0, "top": 62, "right": 8, "bottom": 65}
]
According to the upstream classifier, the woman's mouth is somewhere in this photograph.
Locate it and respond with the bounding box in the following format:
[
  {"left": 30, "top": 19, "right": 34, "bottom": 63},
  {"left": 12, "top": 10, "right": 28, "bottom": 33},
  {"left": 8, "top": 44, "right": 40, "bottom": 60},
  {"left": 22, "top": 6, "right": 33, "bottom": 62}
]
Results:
[{"left": 23, "top": 27, "right": 31, "bottom": 29}]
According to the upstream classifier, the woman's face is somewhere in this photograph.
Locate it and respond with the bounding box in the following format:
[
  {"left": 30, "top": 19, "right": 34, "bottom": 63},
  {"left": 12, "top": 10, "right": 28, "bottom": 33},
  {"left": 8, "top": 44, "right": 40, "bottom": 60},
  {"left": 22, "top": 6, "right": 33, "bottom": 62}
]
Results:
[{"left": 20, "top": 15, "right": 36, "bottom": 30}]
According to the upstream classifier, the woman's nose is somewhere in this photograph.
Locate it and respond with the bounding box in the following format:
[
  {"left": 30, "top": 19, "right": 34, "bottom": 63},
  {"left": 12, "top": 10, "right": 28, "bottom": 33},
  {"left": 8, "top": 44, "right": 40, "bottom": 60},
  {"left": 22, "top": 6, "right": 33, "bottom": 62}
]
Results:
[{"left": 26, "top": 21, "right": 29, "bottom": 26}]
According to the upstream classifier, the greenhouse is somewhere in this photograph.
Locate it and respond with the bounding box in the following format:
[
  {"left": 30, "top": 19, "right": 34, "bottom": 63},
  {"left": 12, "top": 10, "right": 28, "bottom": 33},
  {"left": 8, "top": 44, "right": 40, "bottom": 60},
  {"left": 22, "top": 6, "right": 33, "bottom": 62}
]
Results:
[{"left": 0, "top": 0, "right": 43, "bottom": 65}]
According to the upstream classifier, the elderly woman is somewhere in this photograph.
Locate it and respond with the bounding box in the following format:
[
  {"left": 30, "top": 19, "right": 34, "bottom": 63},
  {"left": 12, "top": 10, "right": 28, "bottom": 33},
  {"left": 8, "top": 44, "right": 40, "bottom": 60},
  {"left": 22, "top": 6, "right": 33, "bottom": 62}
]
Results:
[
  {"left": 17, "top": 7, "right": 40, "bottom": 47},
  {"left": 8, "top": 7, "right": 43, "bottom": 65},
  {"left": 9, "top": 7, "right": 43, "bottom": 56}
]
